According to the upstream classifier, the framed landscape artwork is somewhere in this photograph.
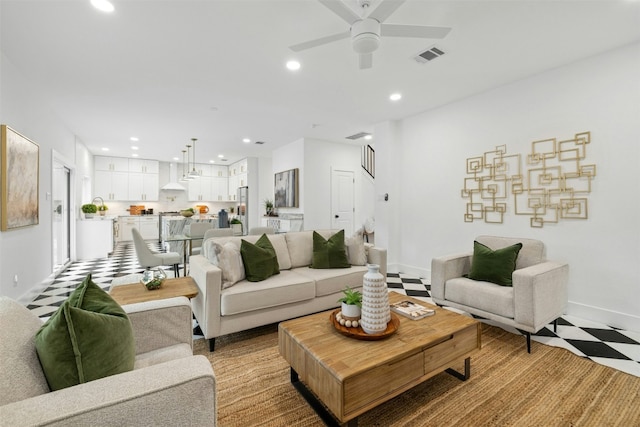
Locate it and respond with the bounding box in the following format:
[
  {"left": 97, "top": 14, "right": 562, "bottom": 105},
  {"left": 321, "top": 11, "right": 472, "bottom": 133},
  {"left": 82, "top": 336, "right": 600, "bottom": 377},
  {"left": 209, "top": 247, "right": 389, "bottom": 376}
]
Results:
[
  {"left": 1, "top": 125, "right": 40, "bottom": 231},
  {"left": 274, "top": 168, "right": 299, "bottom": 208}
]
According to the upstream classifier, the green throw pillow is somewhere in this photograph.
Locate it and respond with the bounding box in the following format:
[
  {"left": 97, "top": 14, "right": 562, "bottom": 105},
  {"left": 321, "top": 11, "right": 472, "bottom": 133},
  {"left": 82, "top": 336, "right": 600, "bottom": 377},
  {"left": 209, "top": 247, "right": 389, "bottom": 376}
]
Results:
[
  {"left": 311, "top": 230, "right": 350, "bottom": 269},
  {"left": 468, "top": 241, "right": 523, "bottom": 286},
  {"left": 240, "top": 234, "right": 280, "bottom": 282},
  {"left": 35, "top": 274, "right": 135, "bottom": 391}
]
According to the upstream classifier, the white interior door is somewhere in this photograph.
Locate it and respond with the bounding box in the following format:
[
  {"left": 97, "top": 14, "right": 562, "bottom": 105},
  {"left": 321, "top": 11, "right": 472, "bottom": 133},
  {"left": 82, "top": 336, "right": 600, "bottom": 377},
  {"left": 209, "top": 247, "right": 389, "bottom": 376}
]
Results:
[
  {"left": 52, "top": 161, "right": 71, "bottom": 273},
  {"left": 331, "top": 169, "right": 354, "bottom": 236}
]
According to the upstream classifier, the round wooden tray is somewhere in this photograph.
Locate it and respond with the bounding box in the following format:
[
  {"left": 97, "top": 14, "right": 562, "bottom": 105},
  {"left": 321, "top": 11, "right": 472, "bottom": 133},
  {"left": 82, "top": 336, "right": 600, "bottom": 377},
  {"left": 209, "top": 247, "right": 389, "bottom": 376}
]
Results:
[{"left": 329, "top": 309, "right": 400, "bottom": 341}]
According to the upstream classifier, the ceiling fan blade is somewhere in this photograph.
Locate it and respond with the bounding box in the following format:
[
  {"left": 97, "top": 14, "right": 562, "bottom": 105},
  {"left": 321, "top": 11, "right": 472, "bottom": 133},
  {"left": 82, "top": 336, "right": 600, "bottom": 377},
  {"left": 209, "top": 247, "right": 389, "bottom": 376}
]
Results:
[
  {"left": 319, "top": 0, "right": 360, "bottom": 24},
  {"left": 367, "top": 0, "right": 406, "bottom": 23},
  {"left": 289, "top": 31, "right": 350, "bottom": 52},
  {"left": 359, "top": 53, "right": 373, "bottom": 69},
  {"left": 380, "top": 24, "right": 451, "bottom": 39}
]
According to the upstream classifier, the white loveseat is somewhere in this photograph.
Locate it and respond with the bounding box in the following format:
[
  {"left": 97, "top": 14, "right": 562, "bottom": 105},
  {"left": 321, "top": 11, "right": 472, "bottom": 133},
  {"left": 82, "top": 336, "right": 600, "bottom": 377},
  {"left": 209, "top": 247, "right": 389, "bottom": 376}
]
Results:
[
  {"left": 431, "top": 235, "right": 569, "bottom": 352},
  {"left": 189, "top": 230, "right": 387, "bottom": 351}
]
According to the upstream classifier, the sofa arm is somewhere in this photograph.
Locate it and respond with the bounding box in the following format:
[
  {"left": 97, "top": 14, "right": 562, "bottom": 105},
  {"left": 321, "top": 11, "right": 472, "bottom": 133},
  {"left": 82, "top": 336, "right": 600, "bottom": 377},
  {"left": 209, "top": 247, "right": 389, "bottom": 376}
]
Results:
[
  {"left": 189, "top": 254, "right": 223, "bottom": 340},
  {"left": 0, "top": 355, "right": 216, "bottom": 427},
  {"left": 367, "top": 246, "right": 388, "bottom": 277},
  {"left": 430, "top": 253, "right": 472, "bottom": 300},
  {"left": 513, "top": 261, "right": 569, "bottom": 330},
  {"left": 123, "top": 296, "right": 194, "bottom": 354}
]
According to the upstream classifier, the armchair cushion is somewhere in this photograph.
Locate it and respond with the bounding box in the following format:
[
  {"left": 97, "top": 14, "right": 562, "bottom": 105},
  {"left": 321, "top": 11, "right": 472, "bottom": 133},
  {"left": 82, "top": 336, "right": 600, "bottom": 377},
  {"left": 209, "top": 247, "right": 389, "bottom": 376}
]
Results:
[
  {"left": 35, "top": 275, "right": 135, "bottom": 391},
  {"left": 468, "top": 241, "right": 523, "bottom": 286}
]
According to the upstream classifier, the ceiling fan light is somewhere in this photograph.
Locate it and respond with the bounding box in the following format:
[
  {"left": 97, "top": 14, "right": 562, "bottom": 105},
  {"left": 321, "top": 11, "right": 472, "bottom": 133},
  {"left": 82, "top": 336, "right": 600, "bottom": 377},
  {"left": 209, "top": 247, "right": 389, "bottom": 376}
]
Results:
[{"left": 352, "top": 33, "right": 379, "bottom": 54}]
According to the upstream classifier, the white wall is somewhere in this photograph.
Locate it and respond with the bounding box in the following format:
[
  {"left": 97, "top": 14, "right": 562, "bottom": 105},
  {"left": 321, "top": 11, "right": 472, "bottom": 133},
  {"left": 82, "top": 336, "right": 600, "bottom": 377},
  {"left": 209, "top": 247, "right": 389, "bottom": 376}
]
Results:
[
  {"left": 380, "top": 42, "right": 640, "bottom": 331},
  {"left": 0, "top": 53, "right": 78, "bottom": 301}
]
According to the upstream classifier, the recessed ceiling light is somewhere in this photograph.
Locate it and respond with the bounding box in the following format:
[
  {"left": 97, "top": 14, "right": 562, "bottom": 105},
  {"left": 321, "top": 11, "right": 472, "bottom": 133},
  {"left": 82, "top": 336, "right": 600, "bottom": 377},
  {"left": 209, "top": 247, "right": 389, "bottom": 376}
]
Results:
[
  {"left": 130, "top": 136, "right": 139, "bottom": 141},
  {"left": 364, "top": 134, "right": 373, "bottom": 140},
  {"left": 173, "top": 157, "right": 180, "bottom": 161},
  {"left": 91, "top": 0, "right": 114, "bottom": 13},
  {"left": 389, "top": 93, "right": 402, "bottom": 101},
  {"left": 218, "top": 154, "right": 224, "bottom": 158},
  {"left": 209, "top": 160, "right": 215, "bottom": 164},
  {"left": 242, "top": 138, "right": 251, "bottom": 143},
  {"left": 286, "top": 60, "right": 301, "bottom": 71},
  {"left": 131, "top": 146, "right": 139, "bottom": 150},
  {"left": 101, "top": 147, "right": 109, "bottom": 151},
  {"left": 131, "top": 153, "right": 139, "bottom": 157}
]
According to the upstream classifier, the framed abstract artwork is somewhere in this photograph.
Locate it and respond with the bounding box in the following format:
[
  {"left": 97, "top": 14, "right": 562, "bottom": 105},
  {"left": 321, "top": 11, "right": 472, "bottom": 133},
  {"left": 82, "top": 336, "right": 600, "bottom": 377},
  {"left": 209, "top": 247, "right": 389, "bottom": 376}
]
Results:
[
  {"left": 274, "top": 168, "right": 299, "bottom": 208},
  {"left": 1, "top": 125, "right": 40, "bottom": 230}
]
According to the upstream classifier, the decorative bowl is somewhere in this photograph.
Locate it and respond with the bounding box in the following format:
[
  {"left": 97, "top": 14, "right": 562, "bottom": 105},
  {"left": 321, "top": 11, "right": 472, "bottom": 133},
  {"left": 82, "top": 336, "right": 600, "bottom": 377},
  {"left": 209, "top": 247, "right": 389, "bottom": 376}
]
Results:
[{"left": 180, "top": 210, "right": 194, "bottom": 217}]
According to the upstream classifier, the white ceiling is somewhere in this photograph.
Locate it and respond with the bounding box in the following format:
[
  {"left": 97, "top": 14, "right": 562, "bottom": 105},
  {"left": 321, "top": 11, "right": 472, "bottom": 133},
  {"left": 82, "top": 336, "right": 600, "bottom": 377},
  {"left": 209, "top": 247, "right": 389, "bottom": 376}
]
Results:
[{"left": 1, "top": 0, "right": 639, "bottom": 164}]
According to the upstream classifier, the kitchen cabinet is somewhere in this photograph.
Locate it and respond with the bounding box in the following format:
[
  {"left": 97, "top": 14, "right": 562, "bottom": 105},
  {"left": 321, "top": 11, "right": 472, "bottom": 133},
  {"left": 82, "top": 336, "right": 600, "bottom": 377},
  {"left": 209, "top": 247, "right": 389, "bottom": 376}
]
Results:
[
  {"left": 95, "top": 169, "right": 129, "bottom": 201},
  {"left": 188, "top": 176, "right": 213, "bottom": 201},
  {"left": 128, "top": 172, "right": 159, "bottom": 201},
  {"left": 129, "top": 159, "right": 159, "bottom": 174},
  {"left": 117, "top": 216, "right": 158, "bottom": 241},
  {"left": 211, "top": 177, "right": 228, "bottom": 201},
  {"left": 95, "top": 156, "right": 129, "bottom": 172}
]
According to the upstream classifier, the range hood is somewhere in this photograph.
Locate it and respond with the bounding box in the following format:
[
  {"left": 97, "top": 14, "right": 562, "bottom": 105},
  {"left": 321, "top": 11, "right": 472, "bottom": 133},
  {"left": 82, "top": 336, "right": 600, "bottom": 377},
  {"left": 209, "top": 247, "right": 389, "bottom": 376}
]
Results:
[{"left": 161, "top": 163, "right": 186, "bottom": 191}]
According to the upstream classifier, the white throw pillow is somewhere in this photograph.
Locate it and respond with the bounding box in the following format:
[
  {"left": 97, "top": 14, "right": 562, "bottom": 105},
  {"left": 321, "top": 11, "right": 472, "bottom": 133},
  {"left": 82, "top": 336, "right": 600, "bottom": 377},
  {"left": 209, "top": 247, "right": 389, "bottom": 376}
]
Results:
[
  {"left": 207, "top": 241, "right": 245, "bottom": 289},
  {"left": 345, "top": 229, "right": 367, "bottom": 266}
]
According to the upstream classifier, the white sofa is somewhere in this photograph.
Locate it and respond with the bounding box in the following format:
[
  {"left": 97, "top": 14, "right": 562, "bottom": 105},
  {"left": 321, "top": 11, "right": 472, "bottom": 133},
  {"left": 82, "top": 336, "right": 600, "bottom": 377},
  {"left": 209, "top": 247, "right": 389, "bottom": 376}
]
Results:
[
  {"left": 431, "top": 235, "right": 569, "bottom": 352},
  {"left": 189, "top": 230, "right": 387, "bottom": 351}
]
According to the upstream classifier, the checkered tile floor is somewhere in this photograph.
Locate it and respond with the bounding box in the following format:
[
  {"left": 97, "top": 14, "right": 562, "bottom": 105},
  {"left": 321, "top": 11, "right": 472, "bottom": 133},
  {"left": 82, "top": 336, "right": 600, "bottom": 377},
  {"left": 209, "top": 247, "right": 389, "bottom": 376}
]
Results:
[{"left": 26, "top": 243, "right": 640, "bottom": 378}]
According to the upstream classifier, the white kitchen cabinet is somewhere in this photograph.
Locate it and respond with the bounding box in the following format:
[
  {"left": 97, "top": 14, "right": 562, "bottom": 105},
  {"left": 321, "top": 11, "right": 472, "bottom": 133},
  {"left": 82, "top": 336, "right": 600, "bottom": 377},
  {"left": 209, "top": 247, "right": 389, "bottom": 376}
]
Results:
[
  {"left": 211, "top": 177, "right": 228, "bottom": 201},
  {"left": 117, "top": 216, "right": 158, "bottom": 241},
  {"left": 95, "top": 169, "right": 129, "bottom": 201},
  {"left": 95, "top": 156, "right": 129, "bottom": 172},
  {"left": 129, "top": 159, "right": 159, "bottom": 174},
  {"left": 212, "top": 165, "right": 228, "bottom": 177},
  {"left": 128, "top": 172, "right": 159, "bottom": 201},
  {"left": 188, "top": 176, "right": 213, "bottom": 201}
]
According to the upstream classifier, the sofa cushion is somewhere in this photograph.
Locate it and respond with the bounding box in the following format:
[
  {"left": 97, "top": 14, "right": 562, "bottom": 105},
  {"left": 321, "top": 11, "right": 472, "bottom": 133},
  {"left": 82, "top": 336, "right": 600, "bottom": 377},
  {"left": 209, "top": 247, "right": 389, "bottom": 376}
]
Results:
[
  {"left": 241, "top": 234, "right": 280, "bottom": 282},
  {"left": 468, "top": 241, "right": 523, "bottom": 286},
  {"left": 285, "top": 231, "right": 314, "bottom": 268},
  {"left": 345, "top": 230, "right": 367, "bottom": 266},
  {"left": 220, "top": 270, "right": 316, "bottom": 315},
  {"left": 311, "top": 230, "right": 350, "bottom": 269},
  {"left": 35, "top": 274, "right": 136, "bottom": 391},
  {"left": 0, "top": 297, "right": 50, "bottom": 405},
  {"left": 133, "top": 343, "right": 193, "bottom": 370},
  {"left": 445, "top": 277, "right": 515, "bottom": 319},
  {"left": 209, "top": 241, "right": 245, "bottom": 289},
  {"left": 295, "top": 265, "right": 367, "bottom": 297}
]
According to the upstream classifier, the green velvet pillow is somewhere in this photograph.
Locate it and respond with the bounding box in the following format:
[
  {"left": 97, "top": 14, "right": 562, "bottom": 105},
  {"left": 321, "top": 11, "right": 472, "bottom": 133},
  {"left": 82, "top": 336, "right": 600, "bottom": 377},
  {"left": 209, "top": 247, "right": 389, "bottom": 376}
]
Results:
[
  {"left": 240, "top": 234, "right": 280, "bottom": 282},
  {"left": 35, "top": 274, "right": 135, "bottom": 391},
  {"left": 468, "top": 241, "right": 523, "bottom": 286},
  {"left": 311, "top": 230, "right": 350, "bottom": 269}
]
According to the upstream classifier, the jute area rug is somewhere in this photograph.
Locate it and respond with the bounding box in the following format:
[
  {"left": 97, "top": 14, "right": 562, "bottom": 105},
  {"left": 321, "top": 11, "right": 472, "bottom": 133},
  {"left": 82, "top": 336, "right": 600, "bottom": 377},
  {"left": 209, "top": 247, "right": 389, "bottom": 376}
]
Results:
[{"left": 193, "top": 323, "right": 640, "bottom": 427}]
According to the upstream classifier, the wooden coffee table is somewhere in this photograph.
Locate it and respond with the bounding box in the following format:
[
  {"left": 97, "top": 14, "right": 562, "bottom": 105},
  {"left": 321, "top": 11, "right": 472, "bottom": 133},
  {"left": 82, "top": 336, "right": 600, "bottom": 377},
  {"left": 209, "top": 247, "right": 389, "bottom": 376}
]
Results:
[
  {"left": 109, "top": 276, "right": 199, "bottom": 305},
  {"left": 278, "top": 291, "right": 481, "bottom": 426}
]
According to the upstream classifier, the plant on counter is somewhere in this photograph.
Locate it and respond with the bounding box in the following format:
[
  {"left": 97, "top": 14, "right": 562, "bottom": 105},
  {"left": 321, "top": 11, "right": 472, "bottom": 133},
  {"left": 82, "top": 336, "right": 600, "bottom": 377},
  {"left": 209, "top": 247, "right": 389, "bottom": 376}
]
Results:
[
  {"left": 97, "top": 204, "right": 108, "bottom": 212},
  {"left": 229, "top": 218, "right": 242, "bottom": 225},
  {"left": 81, "top": 204, "right": 97, "bottom": 214},
  {"left": 264, "top": 199, "right": 274, "bottom": 216}
]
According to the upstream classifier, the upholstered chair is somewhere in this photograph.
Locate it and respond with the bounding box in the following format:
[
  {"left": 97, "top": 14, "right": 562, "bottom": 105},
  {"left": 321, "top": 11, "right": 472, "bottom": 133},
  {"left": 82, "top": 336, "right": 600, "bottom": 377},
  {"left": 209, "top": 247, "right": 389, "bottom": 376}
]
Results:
[
  {"left": 0, "top": 296, "right": 216, "bottom": 425},
  {"left": 132, "top": 227, "right": 181, "bottom": 276},
  {"left": 187, "top": 222, "right": 215, "bottom": 256},
  {"left": 431, "top": 235, "right": 569, "bottom": 352}
]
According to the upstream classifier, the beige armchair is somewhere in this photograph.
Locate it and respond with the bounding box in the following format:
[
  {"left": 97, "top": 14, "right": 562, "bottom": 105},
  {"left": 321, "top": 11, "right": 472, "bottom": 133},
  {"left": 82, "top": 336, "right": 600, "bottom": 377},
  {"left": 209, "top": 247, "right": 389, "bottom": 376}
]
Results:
[
  {"left": 0, "top": 296, "right": 216, "bottom": 426},
  {"left": 431, "top": 235, "right": 569, "bottom": 352}
]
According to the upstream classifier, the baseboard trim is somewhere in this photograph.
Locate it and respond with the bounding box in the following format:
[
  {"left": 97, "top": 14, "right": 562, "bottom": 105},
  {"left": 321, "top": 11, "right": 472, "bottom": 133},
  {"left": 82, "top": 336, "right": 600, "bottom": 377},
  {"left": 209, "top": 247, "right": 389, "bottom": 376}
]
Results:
[{"left": 567, "top": 301, "right": 640, "bottom": 333}]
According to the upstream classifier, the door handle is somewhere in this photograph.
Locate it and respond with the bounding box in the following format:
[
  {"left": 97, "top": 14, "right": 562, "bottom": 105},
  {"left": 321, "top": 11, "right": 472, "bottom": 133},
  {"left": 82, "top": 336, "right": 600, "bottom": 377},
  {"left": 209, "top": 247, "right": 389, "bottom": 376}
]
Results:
[{"left": 335, "top": 215, "right": 339, "bottom": 218}]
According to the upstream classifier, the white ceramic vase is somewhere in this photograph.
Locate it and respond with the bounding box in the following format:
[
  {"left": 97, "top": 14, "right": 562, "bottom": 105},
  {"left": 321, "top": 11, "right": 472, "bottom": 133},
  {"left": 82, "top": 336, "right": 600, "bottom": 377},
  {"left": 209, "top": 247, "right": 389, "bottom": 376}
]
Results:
[{"left": 360, "top": 264, "right": 390, "bottom": 335}]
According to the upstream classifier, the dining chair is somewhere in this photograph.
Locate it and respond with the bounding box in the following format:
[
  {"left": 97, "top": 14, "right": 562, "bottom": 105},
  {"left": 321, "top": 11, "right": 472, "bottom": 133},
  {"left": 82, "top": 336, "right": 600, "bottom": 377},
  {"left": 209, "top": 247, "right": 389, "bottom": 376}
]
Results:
[
  {"left": 187, "top": 222, "right": 215, "bottom": 256},
  {"left": 203, "top": 228, "right": 234, "bottom": 241},
  {"left": 131, "top": 227, "right": 181, "bottom": 277}
]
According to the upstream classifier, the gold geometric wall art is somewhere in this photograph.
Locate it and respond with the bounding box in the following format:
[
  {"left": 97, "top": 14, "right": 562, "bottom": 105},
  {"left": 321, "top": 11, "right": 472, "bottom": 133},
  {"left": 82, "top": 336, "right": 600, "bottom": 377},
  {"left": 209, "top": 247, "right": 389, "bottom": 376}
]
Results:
[{"left": 462, "top": 131, "right": 595, "bottom": 228}]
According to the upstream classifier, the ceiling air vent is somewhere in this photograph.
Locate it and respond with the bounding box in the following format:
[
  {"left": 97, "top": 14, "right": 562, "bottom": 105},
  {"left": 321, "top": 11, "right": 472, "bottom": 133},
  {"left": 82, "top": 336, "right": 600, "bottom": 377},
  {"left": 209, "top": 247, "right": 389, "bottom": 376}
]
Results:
[
  {"left": 346, "top": 132, "right": 371, "bottom": 140},
  {"left": 415, "top": 45, "right": 446, "bottom": 64}
]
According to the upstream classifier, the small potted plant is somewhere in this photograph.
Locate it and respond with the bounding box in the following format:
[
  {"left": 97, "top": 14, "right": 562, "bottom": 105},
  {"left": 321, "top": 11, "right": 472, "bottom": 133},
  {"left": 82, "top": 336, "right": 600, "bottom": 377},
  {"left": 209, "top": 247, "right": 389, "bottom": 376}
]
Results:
[
  {"left": 230, "top": 217, "right": 243, "bottom": 235},
  {"left": 97, "top": 204, "right": 108, "bottom": 216},
  {"left": 338, "top": 287, "right": 362, "bottom": 320},
  {"left": 81, "top": 203, "right": 98, "bottom": 218},
  {"left": 264, "top": 199, "right": 274, "bottom": 216}
]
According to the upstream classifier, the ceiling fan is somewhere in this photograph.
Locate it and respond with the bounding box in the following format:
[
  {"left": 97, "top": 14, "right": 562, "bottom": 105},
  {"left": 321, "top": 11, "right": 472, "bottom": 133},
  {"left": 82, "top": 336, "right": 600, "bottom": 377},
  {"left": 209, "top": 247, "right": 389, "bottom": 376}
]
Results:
[{"left": 289, "top": 0, "right": 451, "bottom": 69}]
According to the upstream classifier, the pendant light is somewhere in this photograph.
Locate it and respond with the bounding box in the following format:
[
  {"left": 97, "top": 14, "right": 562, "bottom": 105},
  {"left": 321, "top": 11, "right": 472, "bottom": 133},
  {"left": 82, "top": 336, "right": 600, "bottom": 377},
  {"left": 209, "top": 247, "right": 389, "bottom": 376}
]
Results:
[
  {"left": 188, "top": 138, "right": 200, "bottom": 179},
  {"left": 184, "top": 144, "right": 194, "bottom": 180},
  {"left": 179, "top": 149, "right": 188, "bottom": 182}
]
